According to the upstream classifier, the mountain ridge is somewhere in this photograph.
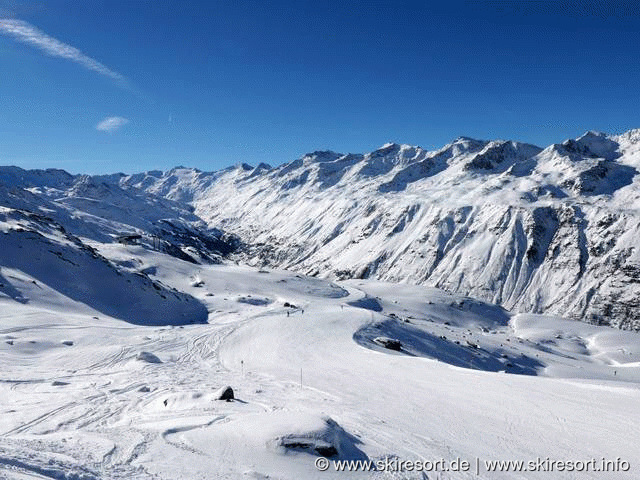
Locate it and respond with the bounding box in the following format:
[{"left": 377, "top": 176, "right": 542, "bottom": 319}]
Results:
[
  {"left": 2, "top": 129, "right": 640, "bottom": 329},
  {"left": 119, "top": 130, "right": 639, "bottom": 329}
]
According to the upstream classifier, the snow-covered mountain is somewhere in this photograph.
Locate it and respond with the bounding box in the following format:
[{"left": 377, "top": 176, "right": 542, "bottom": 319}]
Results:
[
  {"left": 2, "top": 133, "right": 640, "bottom": 479},
  {"left": 0, "top": 166, "right": 239, "bottom": 265},
  {"left": 114, "top": 130, "right": 640, "bottom": 330},
  {"left": 2, "top": 130, "right": 640, "bottom": 329}
]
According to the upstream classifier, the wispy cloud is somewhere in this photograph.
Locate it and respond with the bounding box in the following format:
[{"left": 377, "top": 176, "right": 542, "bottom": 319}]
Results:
[
  {"left": 96, "top": 116, "right": 128, "bottom": 132},
  {"left": 0, "top": 18, "right": 127, "bottom": 85}
]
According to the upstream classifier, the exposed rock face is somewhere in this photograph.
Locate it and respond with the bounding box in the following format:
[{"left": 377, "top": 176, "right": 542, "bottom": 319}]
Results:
[
  {"left": 136, "top": 351, "right": 162, "bottom": 363},
  {"left": 215, "top": 386, "right": 234, "bottom": 401}
]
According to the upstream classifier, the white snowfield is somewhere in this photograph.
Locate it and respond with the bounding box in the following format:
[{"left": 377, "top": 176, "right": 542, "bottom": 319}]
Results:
[{"left": 1, "top": 237, "right": 639, "bottom": 479}]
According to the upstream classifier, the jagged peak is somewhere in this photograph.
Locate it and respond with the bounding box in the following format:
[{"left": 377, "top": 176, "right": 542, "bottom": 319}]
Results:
[
  {"left": 341, "top": 153, "right": 365, "bottom": 162},
  {"left": 547, "top": 131, "right": 621, "bottom": 161},
  {"left": 616, "top": 127, "right": 640, "bottom": 142},
  {"left": 445, "top": 136, "right": 487, "bottom": 151},
  {"left": 453, "top": 135, "right": 483, "bottom": 143},
  {"left": 366, "top": 143, "right": 430, "bottom": 162},
  {"left": 428, "top": 136, "right": 488, "bottom": 163},
  {"left": 613, "top": 128, "right": 640, "bottom": 156},
  {"left": 167, "top": 165, "right": 202, "bottom": 175},
  {"left": 92, "top": 172, "right": 127, "bottom": 185},
  {"left": 300, "top": 150, "right": 343, "bottom": 163},
  {"left": 67, "top": 174, "right": 117, "bottom": 197},
  {"left": 578, "top": 130, "right": 607, "bottom": 140},
  {"left": 355, "top": 143, "right": 424, "bottom": 178},
  {"left": 486, "top": 138, "right": 540, "bottom": 148},
  {"left": 240, "top": 162, "right": 273, "bottom": 181},
  {"left": 370, "top": 143, "right": 401, "bottom": 157},
  {"left": 463, "top": 140, "right": 542, "bottom": 172},
  {"left": 482, "top": 139, "right": 542, "bottom": 155}
]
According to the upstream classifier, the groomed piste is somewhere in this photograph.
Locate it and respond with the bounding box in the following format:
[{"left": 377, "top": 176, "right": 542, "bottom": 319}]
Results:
[{"left": 1, "top": 238, "right": 639, "bottom": 479}]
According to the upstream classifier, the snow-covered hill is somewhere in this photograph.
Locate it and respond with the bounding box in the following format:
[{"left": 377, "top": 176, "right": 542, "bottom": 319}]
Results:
[
  {"left": 116, "top": 130, "right": 640, "bottom": 330},
  {"left": 0, "top": 206, "right": 208, "bottom": 325},
  {"left": 0, "top": 166, "right": 239, "bottom": 264}
]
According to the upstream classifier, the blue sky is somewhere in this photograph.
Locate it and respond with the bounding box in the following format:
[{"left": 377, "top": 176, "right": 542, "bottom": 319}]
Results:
[{"left": 1, "top": 1, "right": 639, "bottom": 174}]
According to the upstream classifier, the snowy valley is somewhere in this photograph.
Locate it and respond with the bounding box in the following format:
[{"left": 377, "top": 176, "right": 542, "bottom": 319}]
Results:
[
  {"left": 1, "top": 130, "right": 640, "bottom": 479},
  {"left": 117, "top": 130, "right": 640, "bottom": 330}
]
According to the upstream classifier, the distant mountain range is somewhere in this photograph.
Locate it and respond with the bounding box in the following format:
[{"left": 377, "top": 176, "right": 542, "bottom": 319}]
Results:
[{"left": 2, "top": 129, "right": 640, "bottom": 329}]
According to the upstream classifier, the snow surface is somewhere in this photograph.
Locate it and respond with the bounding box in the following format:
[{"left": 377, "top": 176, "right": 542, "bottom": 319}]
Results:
[
  {"left": 2, "top": 130, "right": 640, "bottom": 478},
  {"left": 1, "top": 239, "right": 639, "bottom": 479}
]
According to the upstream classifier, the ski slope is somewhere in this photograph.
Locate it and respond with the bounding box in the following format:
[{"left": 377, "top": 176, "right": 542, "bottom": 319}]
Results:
[{"left": 1, "top": 242, "right": 639, "bottom": 479}]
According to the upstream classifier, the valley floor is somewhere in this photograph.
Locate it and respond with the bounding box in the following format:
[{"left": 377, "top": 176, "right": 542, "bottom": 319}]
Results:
[{"left": 1, "top": 245, "right": 639, "bottom": 479}]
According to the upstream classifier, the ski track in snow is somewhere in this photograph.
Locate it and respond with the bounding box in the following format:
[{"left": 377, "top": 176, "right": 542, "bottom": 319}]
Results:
[{"left": 0, "top": 246, "right": 638, "bottom": 479}]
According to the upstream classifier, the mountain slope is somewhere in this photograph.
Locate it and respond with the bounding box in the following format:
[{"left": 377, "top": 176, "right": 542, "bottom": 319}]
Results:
[
  {"left": 0, "top": 166, "right": 239, "bottom": 263},
  {"left": 0, "top": 207, "right": 208, "bottom": 325},
  {"left": 116, "top": 131, "right": 640, "bottom": 329}
]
